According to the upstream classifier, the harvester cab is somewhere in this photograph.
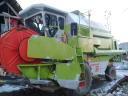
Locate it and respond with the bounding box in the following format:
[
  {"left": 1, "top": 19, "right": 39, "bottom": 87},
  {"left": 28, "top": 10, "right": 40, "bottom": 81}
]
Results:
[{"left": 19, "top": 4, "right": 67, "bottom": 42}]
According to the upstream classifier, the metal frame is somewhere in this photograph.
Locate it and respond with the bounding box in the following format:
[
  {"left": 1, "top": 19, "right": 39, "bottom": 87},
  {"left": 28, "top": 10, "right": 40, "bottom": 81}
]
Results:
[
  {"left": 0, "top": 1, "right": 5, "bottom": 6},
  {"left": 6, "top": 2, "right": 18, "bottom": 16}
]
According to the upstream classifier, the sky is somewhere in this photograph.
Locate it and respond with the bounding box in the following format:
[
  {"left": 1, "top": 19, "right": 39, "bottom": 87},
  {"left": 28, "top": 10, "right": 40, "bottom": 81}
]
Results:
[{"left": 17, "top": 0, "right": 128, "bottom": 43}]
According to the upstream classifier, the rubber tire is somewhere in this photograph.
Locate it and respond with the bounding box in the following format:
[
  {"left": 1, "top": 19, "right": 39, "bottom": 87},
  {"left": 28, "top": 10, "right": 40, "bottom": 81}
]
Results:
[{"left": 76, "top": 63, "right": 92, "bottom": 96}]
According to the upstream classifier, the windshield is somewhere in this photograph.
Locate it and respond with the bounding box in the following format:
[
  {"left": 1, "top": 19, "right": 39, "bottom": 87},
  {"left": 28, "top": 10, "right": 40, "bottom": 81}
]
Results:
[
  {"left": 44, "top": 13, "right": 58, "bottom": 37},
  {"left": 45, "top": 13, "right": 58, "bottom": 27},
  {"left": 25, "top": 13, "right": 44, "bottom": 35},
  {"left": 58, "top": 17, "right": 64, "bottom": 30}
]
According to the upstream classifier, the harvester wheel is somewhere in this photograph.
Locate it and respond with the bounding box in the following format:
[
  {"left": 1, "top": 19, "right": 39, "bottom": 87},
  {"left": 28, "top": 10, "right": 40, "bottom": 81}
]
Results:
[{"left": 76, "top": 63, "right": 92, "bottom": 96}]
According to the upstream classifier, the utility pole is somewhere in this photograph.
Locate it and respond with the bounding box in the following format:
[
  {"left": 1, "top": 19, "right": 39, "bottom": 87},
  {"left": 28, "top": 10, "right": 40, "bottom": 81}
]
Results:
[
  {"left": 88, "top": 10, "right": 91, "bottom": 37},
  {"left": 104, "top": 10, "right": 111, "bottom": 32}
]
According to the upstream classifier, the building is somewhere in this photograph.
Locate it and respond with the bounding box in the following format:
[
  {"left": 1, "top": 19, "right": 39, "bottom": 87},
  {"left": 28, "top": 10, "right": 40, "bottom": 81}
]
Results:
[
  {"left": 0, "top": 0, "right": 22, "bottom": 34},
  {"left": 119, "top": 42, "right": 128, "bottom": 52}
]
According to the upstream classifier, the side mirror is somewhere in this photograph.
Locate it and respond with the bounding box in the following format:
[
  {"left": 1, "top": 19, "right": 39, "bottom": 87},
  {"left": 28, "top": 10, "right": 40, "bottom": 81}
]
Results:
[{"left": 71, "top": 23, "right": 78, "bottom": 36}]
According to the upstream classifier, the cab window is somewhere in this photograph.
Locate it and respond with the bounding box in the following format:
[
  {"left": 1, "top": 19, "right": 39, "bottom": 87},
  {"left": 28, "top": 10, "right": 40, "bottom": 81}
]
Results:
[
  {"left": 58, "top": 17, "right": 64, "bottom": 30},
  {"left": 45, "top": 13, "right": 58, "bottom": 27},
  {"left": 25, "top": 13, "right": 44, "bottom": 34},
  {"left": 44, "top": 13, "right": 58, "bottom": 37}
]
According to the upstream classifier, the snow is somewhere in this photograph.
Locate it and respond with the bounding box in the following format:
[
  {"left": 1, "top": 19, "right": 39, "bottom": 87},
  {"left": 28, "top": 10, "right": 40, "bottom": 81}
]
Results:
[{"left": 0, "top": 84, "right": 25, "bottom": 93}]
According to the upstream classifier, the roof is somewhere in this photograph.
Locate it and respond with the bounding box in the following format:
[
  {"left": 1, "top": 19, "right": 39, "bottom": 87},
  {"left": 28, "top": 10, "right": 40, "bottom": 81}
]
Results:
[
  {"left": 19, "top": 3, "right": 108, "bottom": 31},
  {"left": 19, "top": 4, "right": 67, "bottom": 18},
  {"left": 70, "top": 11, "right": 109, "bottom": 31},
  {"left": 0, "top": 0, "right": 22, "bottom": 16}
]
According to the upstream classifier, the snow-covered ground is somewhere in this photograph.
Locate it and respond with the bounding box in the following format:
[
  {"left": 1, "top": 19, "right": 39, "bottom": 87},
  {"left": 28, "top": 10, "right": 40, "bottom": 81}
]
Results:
[
  {"left": 90, "top": 61, "right": 128, "bottom": 96},
  {"left": 0, "top": 84, "right": 26, "bottom": 93}
]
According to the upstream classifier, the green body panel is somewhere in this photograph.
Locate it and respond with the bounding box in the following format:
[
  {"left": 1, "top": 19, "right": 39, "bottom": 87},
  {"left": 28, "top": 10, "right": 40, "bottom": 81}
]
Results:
[
  {"left": 18, "top": 64, "right": 53, "bottom": 79},
  {"left": 68, "top": 36, "right": 78, "bottom": 48},
  {"left": 19, "top": 36, "right": 81, "bottom": 80},
  {"left": 28, "top": 36, "right": 76, "bottom": 60},
  {"left": 92, "top": 29, "right": 112, "bottom": 38},
  {"left": 79, "top": 25, "right": 90, "bottom": 37},
  {"left": 18, "top": 59, "right": 81, "bottom": 80},
  {"left": 64, "top": 24, "right": 70, "bottom": 33},
  {"left": 56, "top": 58, "right": 81, "bottom": 80},
  {"left": 90, "top": 56, "right": 111, "bottom": 62},
  {"left": 93, "top": 37, "right": 113, "bottom": 49},
  {"left": 76, "top": 48, "right": 84, "bottom": 64},
  {"left": 78, "top": 37, "right": 93, "bottom": 52}
]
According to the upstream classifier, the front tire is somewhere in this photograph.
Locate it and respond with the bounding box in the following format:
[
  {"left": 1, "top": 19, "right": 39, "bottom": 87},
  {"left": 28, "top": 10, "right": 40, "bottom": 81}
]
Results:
[{"left": 76, "top": 63, "right": 92, "bottom": 96}]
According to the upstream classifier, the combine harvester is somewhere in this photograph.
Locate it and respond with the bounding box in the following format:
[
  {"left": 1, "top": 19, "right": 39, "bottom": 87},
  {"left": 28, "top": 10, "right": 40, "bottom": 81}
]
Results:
[{"left": 0, "top": 3, "right": 126, "bottom": 96}]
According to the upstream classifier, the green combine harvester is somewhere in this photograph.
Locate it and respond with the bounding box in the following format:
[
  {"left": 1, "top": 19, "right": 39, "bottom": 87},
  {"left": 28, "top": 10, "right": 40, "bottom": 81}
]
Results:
[{"left": 0, "top": 3, "right": 125, "bottom": 96}]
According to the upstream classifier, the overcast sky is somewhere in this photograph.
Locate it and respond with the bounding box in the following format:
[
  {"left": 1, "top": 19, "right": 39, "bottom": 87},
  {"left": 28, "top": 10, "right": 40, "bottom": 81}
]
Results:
[{"left": 17, "top": 0, "right": 128, "bottom": 43}]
